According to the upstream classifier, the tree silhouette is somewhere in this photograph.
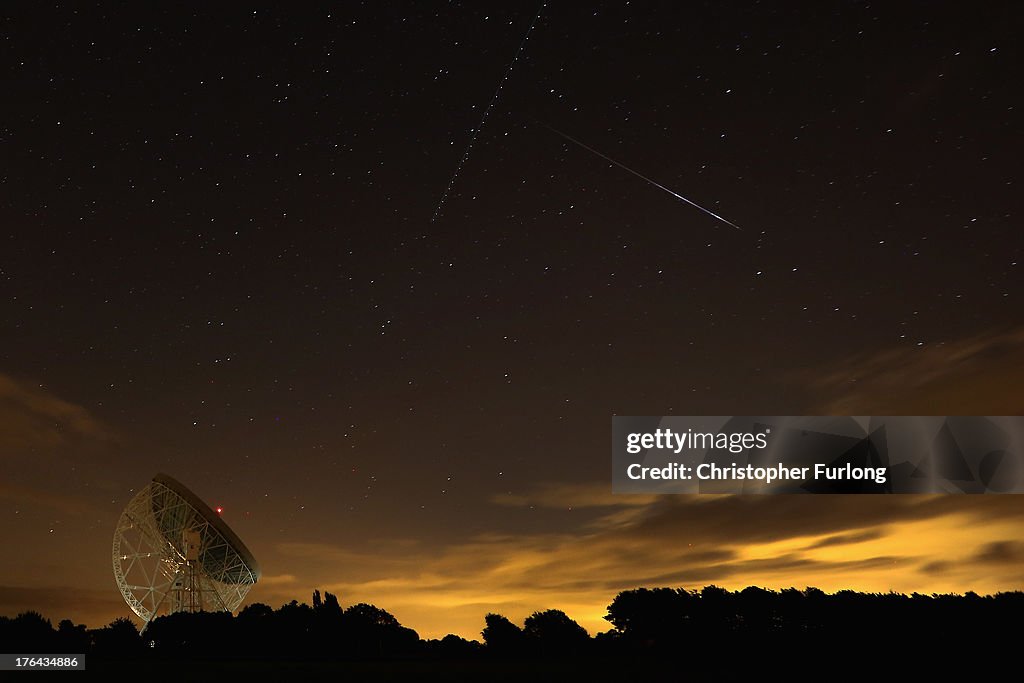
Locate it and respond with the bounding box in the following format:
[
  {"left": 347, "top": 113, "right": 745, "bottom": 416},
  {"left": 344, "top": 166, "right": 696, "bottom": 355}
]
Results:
[
  {"left": 235, "top": 601, "right": 275, "bottom": 653},
  {"left": 343, "top": 603, "right": 399, "bottom": 628},
  {"left": 91, "top": 617, "right": 141, "bottom": 656},
  {"left": 424, "top": 633, "right": 483, "bottom": 659},
  {"left": 322, "top": 591, "right": 342, "bottom": 616},
  {"left": 523, "top": 609, "right": 589, "bottom": 656},
  {"left": 56, "top": 618, "right": 88, "bottom": 653},
  {"left": 145, "top": 611, "right": 232, "bottom": 656},
  {"left": 605, "top": 587, "right": 693, "bottom": 649},
  {"left": 237, "top": 602, "right": 273, "bottom": 620},
  {"left": 481, "top": 613, "right": 525, "bottom": 655},
  {"left": 4, "top": 612, "right": 54, "bottom": 652}
]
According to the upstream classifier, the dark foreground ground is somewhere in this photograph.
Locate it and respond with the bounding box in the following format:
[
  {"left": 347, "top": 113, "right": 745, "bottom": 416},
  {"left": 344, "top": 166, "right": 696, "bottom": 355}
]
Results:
[
  {"left": 83, "top": 658, "right": 661, "bottom": 682},
  {"left": 79, "top": 655, "right": 964, "bottom": 682}
]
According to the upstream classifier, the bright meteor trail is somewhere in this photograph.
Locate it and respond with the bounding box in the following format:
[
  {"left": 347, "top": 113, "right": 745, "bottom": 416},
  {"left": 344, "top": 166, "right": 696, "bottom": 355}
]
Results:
[{"left": 542, "top": 123, "right": 743, "bottom": 230}]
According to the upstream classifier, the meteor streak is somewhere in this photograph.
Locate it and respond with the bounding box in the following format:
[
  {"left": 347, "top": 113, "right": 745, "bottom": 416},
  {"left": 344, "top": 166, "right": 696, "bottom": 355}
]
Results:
[
  {"left": 430, "top": 3, "right": 547, "bottom": 223},
  {"left": 542, "top": 123, "right": 742, "bottom": 230}
]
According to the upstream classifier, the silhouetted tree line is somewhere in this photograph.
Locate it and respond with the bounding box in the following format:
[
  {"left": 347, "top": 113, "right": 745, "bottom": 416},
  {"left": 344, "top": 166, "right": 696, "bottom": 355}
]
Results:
[
  {"left": 0, "top": 612, "right": 143, "bottom": 657},
  {"left": 597, "top": 586, "right": 1024, "bottom": 657},
  {"left": 4, "top": 586, "right": 1022, "bottom": 665}
]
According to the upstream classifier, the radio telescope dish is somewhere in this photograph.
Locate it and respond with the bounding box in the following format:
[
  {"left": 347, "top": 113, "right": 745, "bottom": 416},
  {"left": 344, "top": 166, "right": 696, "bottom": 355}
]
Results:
[{"left": 112, "top": 473, "right": 260, "bottom": 627}]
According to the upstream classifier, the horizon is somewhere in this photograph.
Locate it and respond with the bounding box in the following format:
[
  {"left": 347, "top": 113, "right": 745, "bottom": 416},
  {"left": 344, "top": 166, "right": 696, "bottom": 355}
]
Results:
[{"left": 10, "top": 579, "right": 1024, "bottom": 641}]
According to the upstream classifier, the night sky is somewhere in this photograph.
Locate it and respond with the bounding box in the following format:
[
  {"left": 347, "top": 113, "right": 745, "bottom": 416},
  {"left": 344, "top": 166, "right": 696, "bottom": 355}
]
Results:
[{"left": 2, "top": 2, "right": 1022, "bottom": 639}]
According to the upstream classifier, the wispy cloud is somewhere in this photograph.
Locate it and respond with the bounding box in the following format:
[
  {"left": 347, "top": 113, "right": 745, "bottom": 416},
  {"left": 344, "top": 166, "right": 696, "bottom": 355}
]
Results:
[
  {"left": 973, "top": 540, "right": 1024, "bottom": 565},
  {"left": 257, "top": 574, "right": 300, "bottom": 587},
  {"left": 0, "top": 373, "right": 111, "bottom": 452},
  {"left": 805, "top": 326, "right": 1024, "bottom": 414}
]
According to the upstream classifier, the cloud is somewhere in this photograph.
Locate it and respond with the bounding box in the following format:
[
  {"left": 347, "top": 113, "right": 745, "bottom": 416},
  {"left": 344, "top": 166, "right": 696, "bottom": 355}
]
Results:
[
  {"left": 919, "top": 560, "right": 952, "bottom": 575},
  {"left": 802, "top": 529, "right": 887, "bottom": 550},
  {"left": 0, "top": 373, "right": 110, "bottom": 452},
  {"left": 804, "top": 326, "right": 1024, "bottom": 414},
  {"left": 602, "top": 495, "right": 948, "bottom": 547},
  {"left": 257, "top": 574, "right": 300, "bottom": 587},
  {"left": 973, "top": 540, "right": 1024, "bottom": 565},
  {"left": 490, "top": 482, "right": 661, "bottom": 530},
  {"left": 0, "top": 373, "right": 112, "bottom": 518},
  {"left": 250, "top": 492, "right": 1024, "bottom": 640}
]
